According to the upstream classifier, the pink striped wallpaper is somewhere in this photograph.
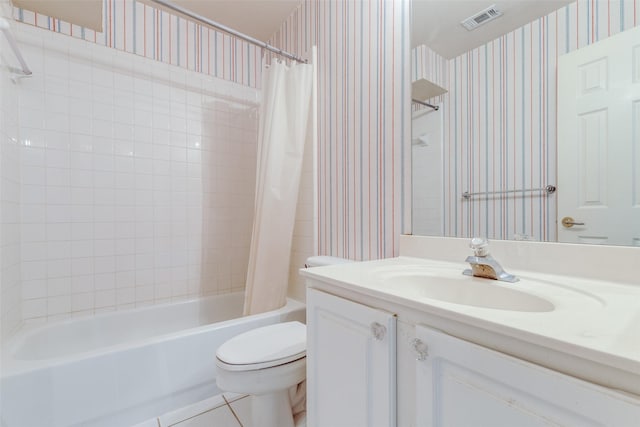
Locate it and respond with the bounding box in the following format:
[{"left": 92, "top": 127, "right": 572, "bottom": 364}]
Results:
[
  {"left": 420, "top": 0, "right": 639, "bottom": 242},
  {"left": 14, "top": 0, "right": 261, "bottom": 88},
  {"left": 270, "top": 0, "right": 411, "bottom": 260}
]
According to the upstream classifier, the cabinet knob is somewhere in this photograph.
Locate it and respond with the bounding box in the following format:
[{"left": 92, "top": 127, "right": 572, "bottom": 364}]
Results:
[
  {"left": 370, "top": 322, "right": 387, "bottom": 340},
  {"left": 411, "top": 338, "right": 429, "bottom": 361}
]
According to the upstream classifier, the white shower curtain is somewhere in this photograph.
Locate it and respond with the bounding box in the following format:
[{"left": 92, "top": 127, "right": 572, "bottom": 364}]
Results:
[{"left": 243, "top": 51, "right": 316, "bottom": 316}]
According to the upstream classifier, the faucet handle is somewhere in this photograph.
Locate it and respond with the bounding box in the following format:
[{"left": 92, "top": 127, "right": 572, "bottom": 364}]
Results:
[{"left": 469, "top": 237, "right": 489, "bottom": 256}]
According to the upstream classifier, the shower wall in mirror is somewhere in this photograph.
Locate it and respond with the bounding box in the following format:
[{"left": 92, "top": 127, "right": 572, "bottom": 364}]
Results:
[{"left": 413, "top": 0, "right": 638, "bottom": 242}]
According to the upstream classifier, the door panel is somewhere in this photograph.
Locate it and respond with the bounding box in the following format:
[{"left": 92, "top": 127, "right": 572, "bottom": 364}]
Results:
[
  {"left": 307, "top": 288, "right": 396, "bottom": 427},
  {"left": 558, "top": 25, "right": 640, "bottom": 245}
]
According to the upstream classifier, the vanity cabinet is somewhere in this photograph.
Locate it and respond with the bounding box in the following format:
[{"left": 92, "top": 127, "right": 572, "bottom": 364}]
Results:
[
  {"left": 414, "top": 325, "right": 640, "bottom": 426},
  {"left": 306, "top": 286, "right": 640, "bottom": 427},
  {"left": 306, "top": 288, "right": 397, "bottom": 427}
]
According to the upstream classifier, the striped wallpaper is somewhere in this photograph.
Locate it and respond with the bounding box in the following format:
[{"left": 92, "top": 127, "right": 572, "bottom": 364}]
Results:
[
  {"left": 270, "top": 0, "right": 411, "bottom": 260},
  {"left": 419, "top": 0, "right": 640, "bottom": 242},
  {"left": 14, "top": 0, "right": 261, "bottom": 87}
]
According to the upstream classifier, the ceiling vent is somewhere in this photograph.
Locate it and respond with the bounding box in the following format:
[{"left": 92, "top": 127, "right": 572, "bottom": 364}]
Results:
[{"left": 461, "top": 5, "right": 503, "bottom": 31}]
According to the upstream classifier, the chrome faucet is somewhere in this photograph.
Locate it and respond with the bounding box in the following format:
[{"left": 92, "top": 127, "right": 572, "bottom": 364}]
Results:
[{"left": 463, "top": 237, "right": 519, "bottom": 283}]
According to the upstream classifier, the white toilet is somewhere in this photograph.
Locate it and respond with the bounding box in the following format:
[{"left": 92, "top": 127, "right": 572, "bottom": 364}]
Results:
[
  {"left": 215, "top": 256, "right": 353, "bottom": 427},
  {"left": 216, "top": 321, "right": 306, "bottom": 427}
]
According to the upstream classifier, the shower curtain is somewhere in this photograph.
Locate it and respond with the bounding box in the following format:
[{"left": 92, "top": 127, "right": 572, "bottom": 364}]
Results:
[{"left": 243, "top": 50, "right": 316, "bottom": 316}]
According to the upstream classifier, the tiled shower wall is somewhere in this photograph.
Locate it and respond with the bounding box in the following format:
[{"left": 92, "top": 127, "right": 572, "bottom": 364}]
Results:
[
  {"left": 0, "top": 0, "right": 22, "bottom": 339},
  {"left": 415, "top": 0, "right": 639, "bottom": 242},
  {"left": 15, "top": 22, "right": 258, "bottom": 324}
]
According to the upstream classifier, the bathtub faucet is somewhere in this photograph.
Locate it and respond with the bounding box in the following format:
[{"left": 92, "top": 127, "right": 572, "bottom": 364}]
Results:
[{"left": 462, "top": 237, "right": 519, "bottom": 283}]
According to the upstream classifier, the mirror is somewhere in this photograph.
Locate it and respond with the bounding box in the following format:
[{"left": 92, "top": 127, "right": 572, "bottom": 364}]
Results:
[{"left": 410, "top": 0, "right": 640, "bottom": 247}]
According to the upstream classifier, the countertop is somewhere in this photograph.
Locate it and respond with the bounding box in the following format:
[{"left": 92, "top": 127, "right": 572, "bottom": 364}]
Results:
[{"left": 301, "top": 255, "right": 640, "bottom": 395}]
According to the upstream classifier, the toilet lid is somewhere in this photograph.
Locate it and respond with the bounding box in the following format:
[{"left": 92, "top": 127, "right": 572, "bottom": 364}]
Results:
[{"left": 216, "top": 321, "right": 306, "bottom": 370}]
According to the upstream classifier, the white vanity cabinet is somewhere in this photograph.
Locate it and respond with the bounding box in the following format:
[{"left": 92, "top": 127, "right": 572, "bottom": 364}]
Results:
[
  {"left": 414, "top": 325, "right": 640, "bottom": 426},
  {"left": 306, "top": 288, "right": 397, "bottom": 427},
  {"left": 305, "top": 285, "right": 640, "bottom": 427}
]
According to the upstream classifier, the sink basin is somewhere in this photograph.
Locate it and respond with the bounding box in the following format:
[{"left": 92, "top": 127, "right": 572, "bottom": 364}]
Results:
[{"left": 379, "top": 272, "right": 555, "bottom": 312}]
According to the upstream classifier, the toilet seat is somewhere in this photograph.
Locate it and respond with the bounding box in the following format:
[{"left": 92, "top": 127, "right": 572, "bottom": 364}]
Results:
[{"left": 216, "top": 321, "right": 306, "bottom": 371}]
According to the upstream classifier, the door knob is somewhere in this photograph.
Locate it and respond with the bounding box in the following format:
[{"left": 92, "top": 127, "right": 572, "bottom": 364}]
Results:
[{"left": 561, "top": 216, "right": 585, "bottom": 228}]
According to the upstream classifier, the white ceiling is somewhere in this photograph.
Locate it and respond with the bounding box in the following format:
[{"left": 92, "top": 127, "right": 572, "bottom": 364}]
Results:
[
  {"left": 161, "top": 0, "right": 302, "bottom": 42},
  {"left": 412, "top": 0, "right": 574, "bottom": 58},
  {"left": 13, "top": 0, "right": 104, "bottom": 31}
]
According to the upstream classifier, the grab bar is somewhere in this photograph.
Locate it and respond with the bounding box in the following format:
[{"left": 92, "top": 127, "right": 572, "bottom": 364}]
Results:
[
  {"left": 0, "top": 17, "right": 32, "bottom": 77},
  {"left": 462, "top": 185, "right": 556, "bottom": 200}
]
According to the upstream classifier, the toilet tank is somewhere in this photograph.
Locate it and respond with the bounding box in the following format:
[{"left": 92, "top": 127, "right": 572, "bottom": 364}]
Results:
[{"left": 305, "top": 256, "right": 355, "bottom": 268}]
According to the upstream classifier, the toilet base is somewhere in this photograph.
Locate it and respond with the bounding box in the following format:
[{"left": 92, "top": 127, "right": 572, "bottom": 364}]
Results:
[{"left": 251, "top": 390, "right": 295, "bottom": 427}]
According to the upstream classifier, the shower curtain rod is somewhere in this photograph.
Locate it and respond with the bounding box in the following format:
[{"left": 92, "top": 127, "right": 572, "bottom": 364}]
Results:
[
  {"left": 148, "top": 0, "right": 307, "bottom": 64},
  {"left": 412, "top": 98, "right": 439, "bottom": 111}
]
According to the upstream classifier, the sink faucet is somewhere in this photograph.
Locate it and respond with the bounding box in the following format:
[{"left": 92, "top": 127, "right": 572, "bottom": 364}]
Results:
[{"left": 463, "top": 237, "right": 519, "bottom": 283}]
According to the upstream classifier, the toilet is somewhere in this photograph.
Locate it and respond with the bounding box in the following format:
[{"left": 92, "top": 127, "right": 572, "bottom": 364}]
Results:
[{"left": 215, "top": 256, "right": 353, "bottom": 427}]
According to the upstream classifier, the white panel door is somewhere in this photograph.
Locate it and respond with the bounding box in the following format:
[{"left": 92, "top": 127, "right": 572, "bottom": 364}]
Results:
[
  {"left": 307, "top": 288, "right": 396, "bottom": 427},
  {"left": 558, "top": 25, "right": 640, "bottom": 245},
  {"left": 414, "top": 325, "right": 640, "bottom": 427}
]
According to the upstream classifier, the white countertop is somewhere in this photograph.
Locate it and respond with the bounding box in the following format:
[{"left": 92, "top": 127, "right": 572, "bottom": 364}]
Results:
[{"left": 301, "top": 255, "right": 640, "bottom": 393}]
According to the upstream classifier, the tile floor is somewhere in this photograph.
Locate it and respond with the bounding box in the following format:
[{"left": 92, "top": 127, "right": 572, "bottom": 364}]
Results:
[{"left": 134, "top": 393, "right": 252, "bottom": 427}]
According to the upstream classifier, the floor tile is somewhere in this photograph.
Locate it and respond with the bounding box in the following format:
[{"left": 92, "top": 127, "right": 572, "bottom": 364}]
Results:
[
  {"left": 226, "top": 395, "right": 307, "bottom": 427},
  {"left": 158, "top": 394, "right": 232, "bottom": 427},
  {"left": 173, "top": 405, "right": 240, "bottom": 427},
  {"left": 226, "top": 395, "right": 252, "bottom": 427}
]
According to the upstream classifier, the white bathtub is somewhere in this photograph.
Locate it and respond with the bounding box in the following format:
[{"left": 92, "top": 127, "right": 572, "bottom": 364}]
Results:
[{"left": 0, "top": 292, "right": 305, "bottom": 427}]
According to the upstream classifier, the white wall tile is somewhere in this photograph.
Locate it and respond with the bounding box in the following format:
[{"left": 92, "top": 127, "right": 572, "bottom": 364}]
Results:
[
  {"left": 47, "top": 295, "right": 71, "bottom": 316},
  {"left": 47, "top": 278, "right": 71, "bottom": 297},
  {"left": 22, "top": 260, "right": 47, "bottom": 280},
  {"left": 71, "top": 274, "right": 94, "bottom": 293},
  {"left": 72, "top": 292, "right": 94, "bottom": 311},
  {"left": 12, "top": 23, "right": 259, "bottom": 325},
  {"left": 22, "top": 298, "right": 46, "bottom": 318},
  {"left": 46, "top": 259, "right": 71, "bottom": 278},
  {"left": 22, "top": 279, "right": 46, "bottom": 300},
  {"left": 71, "top": 257, "right": 94, "bottom": 276}
]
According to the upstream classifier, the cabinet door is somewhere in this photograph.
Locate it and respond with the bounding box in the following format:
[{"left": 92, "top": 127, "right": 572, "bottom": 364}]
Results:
[
  {"left": 307, "top": 288, "right": 396, "bottom": 427},
  {"left": 415, "top": 325, "right": 640, "bottom": 427}
]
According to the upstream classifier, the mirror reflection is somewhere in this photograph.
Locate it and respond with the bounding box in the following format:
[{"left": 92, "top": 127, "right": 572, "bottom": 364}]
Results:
[{"left": 411, "top": 0, "right": 640, "bottom": 246}]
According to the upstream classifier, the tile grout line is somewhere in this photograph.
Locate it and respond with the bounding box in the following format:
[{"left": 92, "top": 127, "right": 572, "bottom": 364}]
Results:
[
  {"left": 222, "top": 394, "right": 245, "bottom": 427},
  {"left": 165, "top": 400, "right": 230, "bottom": 427}
]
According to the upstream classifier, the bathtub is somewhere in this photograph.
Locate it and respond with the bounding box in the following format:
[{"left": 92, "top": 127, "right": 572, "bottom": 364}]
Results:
[{"left": 0, "top": 292, "right": 305, "bottom": 427}]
